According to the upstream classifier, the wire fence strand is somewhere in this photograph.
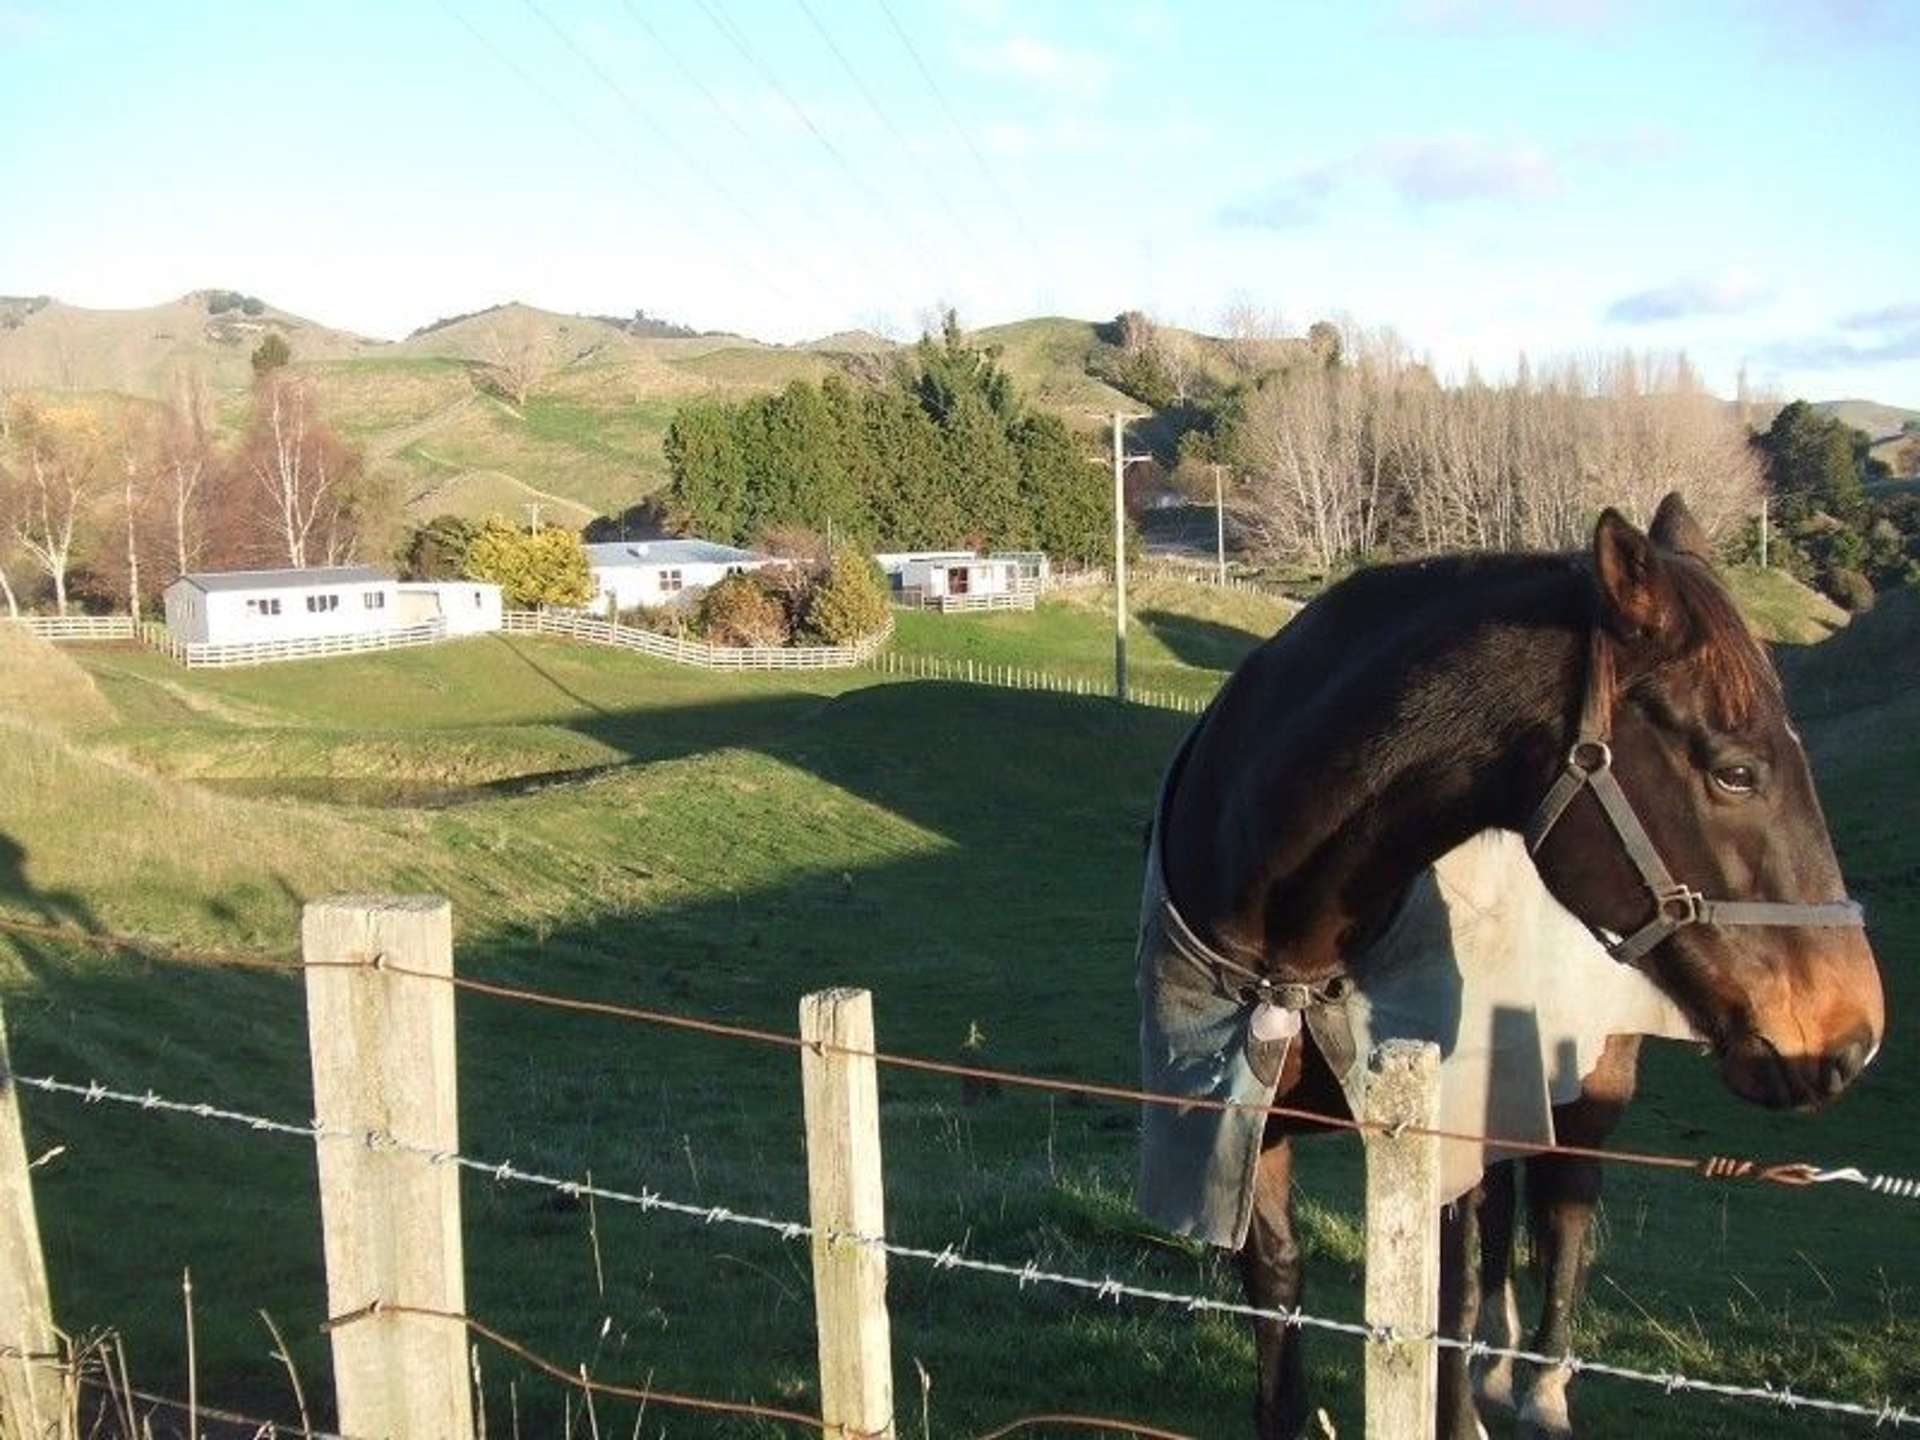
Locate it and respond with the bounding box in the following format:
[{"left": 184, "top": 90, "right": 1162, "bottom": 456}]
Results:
[
  {"left": 18, "top": 1071, "right": 1918, "bottom": 1431},
  {"left": 5, "top": 916, "right": 1911, "bottom": 1199},
  {"left": 370, "top": 959, "right": 1915, "bottom": 1199}
]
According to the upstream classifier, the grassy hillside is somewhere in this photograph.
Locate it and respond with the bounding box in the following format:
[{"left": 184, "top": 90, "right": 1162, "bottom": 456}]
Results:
[
  {"left": 1723, "top": 564, "right": 1851, "bottom": 644},
  {"left": 1816, "top": 397, "right": 1920, "bottom": 439},
  {"left": 2, "top": 296, "right": 1241, "bottom": 529},
  {"left": 0, "top": 291, "right": 374, "bottom": 395},
  {"left": 0, "top": 575, "right": 1914, "bottom": 1436}
]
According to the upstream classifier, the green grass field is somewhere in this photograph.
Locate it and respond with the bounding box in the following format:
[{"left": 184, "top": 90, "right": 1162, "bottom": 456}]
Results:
[{"left": 0, "top": 577, "right": 1914, "bottom": 1438}]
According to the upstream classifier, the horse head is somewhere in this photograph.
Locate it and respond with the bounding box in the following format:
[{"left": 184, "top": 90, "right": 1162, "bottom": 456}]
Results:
[{"left": 1529, "top": 492, "right": 1885, "bottom": 1110}]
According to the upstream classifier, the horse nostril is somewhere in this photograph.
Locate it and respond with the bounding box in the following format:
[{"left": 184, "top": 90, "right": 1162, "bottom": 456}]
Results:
[{"left": 1822, "top": 1031, "right": 1875, "bottom": 1097}]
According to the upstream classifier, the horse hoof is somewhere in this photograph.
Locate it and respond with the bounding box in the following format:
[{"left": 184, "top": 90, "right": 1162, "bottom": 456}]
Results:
[
  {"left": 1514, "top": 1404, "right": 1574, "bottom": 1440},
  {"left": 1474, "top": 1358, "right": 1517, "bottom": 1415},
  {"left": 1514, "top": 1363, "right": 1574, "bottom": 1438}
]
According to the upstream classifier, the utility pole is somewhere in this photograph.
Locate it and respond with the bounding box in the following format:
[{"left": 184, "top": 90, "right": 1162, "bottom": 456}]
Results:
[
  {"left": 523, "top": 502, "right": 544, "bottom": 534},
  {"left": 1759, "top": 493, "right": 1769, "bottom": 570},
  {"left": 1108, "top": 411, "right": 1151, "bottom": 703},
  {"left": 1213, "top": 463, "right": 1228, "bottom": 585}
]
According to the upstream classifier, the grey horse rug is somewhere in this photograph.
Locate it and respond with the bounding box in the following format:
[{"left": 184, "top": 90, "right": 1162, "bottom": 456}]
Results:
[{"left": 1136, "top": 820, "right": 1697, "bottom": 1250}]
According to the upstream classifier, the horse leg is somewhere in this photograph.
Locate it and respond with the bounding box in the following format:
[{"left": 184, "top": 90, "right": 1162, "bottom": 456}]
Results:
[
  {"left": 1517, "top": 1036, "right": 1641, "bottom": 1440},
  {"left": 1471, "top": 1160, "right": 1522, "bottom": 1418},
  {"left": 1236, "top": 1133, "right": 1311, "bottom": 1440},
  {"left": 1438, "top": 1183, "right": 1489, "bottom": 1439}
]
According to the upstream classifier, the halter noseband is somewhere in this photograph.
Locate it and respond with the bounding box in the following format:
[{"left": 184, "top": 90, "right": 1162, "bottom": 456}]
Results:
[{"left": 1525, "top": 628, "right": 1865, "bottom": 967}]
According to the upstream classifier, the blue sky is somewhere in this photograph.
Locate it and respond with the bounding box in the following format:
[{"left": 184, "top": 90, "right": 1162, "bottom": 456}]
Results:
[{"left": 2, "top": 0, "right": 1916, "bottom": 405}]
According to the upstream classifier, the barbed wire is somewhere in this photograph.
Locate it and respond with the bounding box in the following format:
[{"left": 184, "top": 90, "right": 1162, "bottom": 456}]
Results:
[
  {"left": 19, "top": 1071, "right": 1919, "bottom": 1431},
  {"left": 4, "top": 913, "right": 1913, "bottom": 1200}
]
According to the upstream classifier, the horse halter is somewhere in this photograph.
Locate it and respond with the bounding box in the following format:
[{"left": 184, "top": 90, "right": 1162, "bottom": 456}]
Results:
[{"left": 1525, "top": 627, "right": 1865, "bottom": 968}]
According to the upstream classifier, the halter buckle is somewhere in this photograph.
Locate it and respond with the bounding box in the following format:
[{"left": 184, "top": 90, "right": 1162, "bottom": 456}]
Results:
[
  {"left": 1568, "top": 739, "right": 1612, "bottom": 775},
  {"left": 1656, "top": 886, "right": 1703, "bottom": 927}
]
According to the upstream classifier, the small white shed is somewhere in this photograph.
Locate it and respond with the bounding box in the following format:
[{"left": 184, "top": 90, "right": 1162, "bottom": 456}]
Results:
[
  {"left": 162, "top": 566, "right": 400, "bottom": 645},
  {"left": 395, "top": 581, "right": 504, "bottom": 635},
  {"left": 877, "top": 551, "right": 1021, "bottom": 603},
  {"left": 585, "top": 539, "right": 770, "bottom": 610}
]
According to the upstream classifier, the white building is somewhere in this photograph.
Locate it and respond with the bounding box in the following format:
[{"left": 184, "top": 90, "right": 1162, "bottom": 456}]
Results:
[
  {"left": 395, "top": 581, "right": 504, "bottom": 636},
  {"left": 163, "top": 566, "right": 402, "bottom": 646},
  {"left": 875, "top": 550, "right": 1027, "bottom": 609},
  {"left": 585, "top": 539, "right": 770, "bottom": 610}
]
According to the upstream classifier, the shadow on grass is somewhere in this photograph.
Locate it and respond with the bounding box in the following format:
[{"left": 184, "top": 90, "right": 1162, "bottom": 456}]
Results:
[{"left": 1136, "top": 607, "right": 1269, "bottom": 673}]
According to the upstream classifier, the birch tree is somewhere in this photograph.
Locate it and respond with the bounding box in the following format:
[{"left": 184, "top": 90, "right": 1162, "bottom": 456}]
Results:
[
  {"left": 160, "top": 371, "right": 212, "bottom": 579},
  {"left": 3, "top": 401, "right": 106, "bottom": 614},
  {"left": 242, "top": 374, "right": 368, "bottom": 569}
]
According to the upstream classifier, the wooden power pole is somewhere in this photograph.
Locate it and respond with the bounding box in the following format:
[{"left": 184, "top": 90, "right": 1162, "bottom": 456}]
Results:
[
  {"left": 1213, "top": 463, "right": 1228, "bottom": 585},
  {"left": 1109, "top": 412, "right": 1151, "bottom": 703}
]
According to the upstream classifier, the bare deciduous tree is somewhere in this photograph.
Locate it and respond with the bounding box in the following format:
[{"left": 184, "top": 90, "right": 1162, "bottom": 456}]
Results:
[
  {"left": 1228, "top": 337, "right": 1763, "bottom": 574},
  {"left": 159, "top": 369, "right": 213, "bottom": 581},
  {"left": 242, "top": 375, "right": 367, "bottom": 568},
  {"left": 483, "top": 308, "right": 552, "bottom": 409},
  {"left": 2, "top": 400, "right": 108, "bottom": 614}
]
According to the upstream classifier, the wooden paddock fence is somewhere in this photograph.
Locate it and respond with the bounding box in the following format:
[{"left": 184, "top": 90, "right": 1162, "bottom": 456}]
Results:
[
  {"left": 0, "top": 895, "right": 1444, "bottom": 1437},
  {"left": 2, "top": 614, "right": 451, "bottom": 669},
  {"left": 2, "top": 897, "right": 1914, "bottom": 1434},
  {"left": 505, "top": 609, "right": 894, "bottom": 670}
]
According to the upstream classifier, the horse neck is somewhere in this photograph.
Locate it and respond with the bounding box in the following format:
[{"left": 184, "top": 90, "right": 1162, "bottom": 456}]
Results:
[{"left": 1180, "top": 562, "right": 1588, "bottom": 980}]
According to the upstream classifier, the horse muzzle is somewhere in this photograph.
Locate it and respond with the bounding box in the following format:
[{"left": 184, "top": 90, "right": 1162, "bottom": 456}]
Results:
[{"left": 1716, "top": 1023, "right": 1879, "bottom": 1111}]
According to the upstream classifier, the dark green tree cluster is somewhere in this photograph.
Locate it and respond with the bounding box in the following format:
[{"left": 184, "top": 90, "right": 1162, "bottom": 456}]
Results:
[
  {"left": 399, "top": 514, "right": 478, "bottom": 580},
  {"left": 663, "top": 313, "right": 1111, "bottom": 564},
  {"left": 1748, "top": 401, "right": 1913, "bottom": 609}
]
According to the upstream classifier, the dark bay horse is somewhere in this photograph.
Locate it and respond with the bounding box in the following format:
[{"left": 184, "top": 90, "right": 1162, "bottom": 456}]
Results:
[{"left": 1150, "top": 494, "right": 1885, "bottom": 1438}]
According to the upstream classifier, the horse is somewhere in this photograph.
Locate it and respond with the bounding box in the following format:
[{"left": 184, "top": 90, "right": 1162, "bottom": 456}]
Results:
[{"left": 1139, "top": 493, "right": 1885, "bottom": 1439}]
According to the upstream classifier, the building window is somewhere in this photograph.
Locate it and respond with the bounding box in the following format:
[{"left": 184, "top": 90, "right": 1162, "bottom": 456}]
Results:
[
  {"left": 363, "top": 591, "right": 385, "bottom": 610},
  {"left": 305, "top": 593, "right": 340, "bottom": 614},
  {"left": 658, "top": 569, "right": 683, "bottom": 594},
  {"left": 245, "top": 597, "right": 283, "bottom": 617},
  {"left": 473, "top": 590, "right": 483, "bottom": 607},
  {"left": 949, "top": 565, "right": 971, "bottom": 596}
]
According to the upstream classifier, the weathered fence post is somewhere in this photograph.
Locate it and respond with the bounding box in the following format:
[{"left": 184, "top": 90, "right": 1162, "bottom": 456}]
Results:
[
  {"left": 1362, "top": 1038, "right": 1442, "bottom": 1436},
  {"left": 800, "top": 988, "right": 894, "bottom": 1439},
  {"left": 304, "top": 896, "right": 472, "bottom": 1439},
  {"left": 0, "top": 996, "right": 60, "bottom": 1430}
]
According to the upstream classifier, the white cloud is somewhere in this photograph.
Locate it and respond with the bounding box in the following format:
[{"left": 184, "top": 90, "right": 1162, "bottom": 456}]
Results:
[
  {"left": 1375, "top": 136, "right": 1560, "bottom": 205},
  {"left": 1605, "top": 272, "right": 1776, "bottom": 323}
]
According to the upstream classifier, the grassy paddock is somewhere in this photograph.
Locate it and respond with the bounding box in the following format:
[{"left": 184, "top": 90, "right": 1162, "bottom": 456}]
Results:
[{"left": 0, "top": 575, "right": 1912, "bottom": 1437}]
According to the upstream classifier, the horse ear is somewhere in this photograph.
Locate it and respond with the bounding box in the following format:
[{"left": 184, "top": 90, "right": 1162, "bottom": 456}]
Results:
[
  {"left": 1648, "top": 491, "right": 1713, "bottom": 562},
  {"left": 1593, "top": 507, "right": 1684, "bottom": 647}
]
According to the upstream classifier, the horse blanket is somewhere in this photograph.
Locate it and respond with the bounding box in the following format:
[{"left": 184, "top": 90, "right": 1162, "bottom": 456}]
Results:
[{"left": 1136, "top": 817, "right": 1697, "bottom": 1250}]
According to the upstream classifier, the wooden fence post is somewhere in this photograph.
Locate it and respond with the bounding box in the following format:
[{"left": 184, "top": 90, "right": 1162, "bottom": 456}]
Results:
[
  {"left": 1362, "top": 1038, "right": 1441, "bottom": 1437},
  {"left": 304, "top": 896, "right": 472, "bottom": 1439},
  {"left": 799, "top": 989, "right": 894, "bottom": 1440},
  {"left": 0, "top": 996, "right": 60, "bottom": 1431}
]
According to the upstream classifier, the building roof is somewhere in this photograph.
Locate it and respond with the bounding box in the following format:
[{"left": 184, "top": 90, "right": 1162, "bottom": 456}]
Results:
[
  {"left": 584, "top": 539, "right": 766, "bottom": 567},
  {"left": 175, "top": 565, "right": 392, "bottom": 594}
]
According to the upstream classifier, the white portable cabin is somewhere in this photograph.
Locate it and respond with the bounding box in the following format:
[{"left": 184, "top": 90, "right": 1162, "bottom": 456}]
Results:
[
  {"left": 395, "top": 581, "right": 504, "bottom": 635},
  {"left": 585, "top": 539, "right": 770, "bottom": 610},
  {"left": 162, "top": 566, "right": 400, "bottom": 645},
  {"left": 876, "top": 550, "right": 1020, "bottom": 602}
]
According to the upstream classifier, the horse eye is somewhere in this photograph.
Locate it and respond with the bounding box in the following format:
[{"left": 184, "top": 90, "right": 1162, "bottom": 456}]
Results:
[{"left": 1711, "top": 764, "right": 1757, "bottom": 796}]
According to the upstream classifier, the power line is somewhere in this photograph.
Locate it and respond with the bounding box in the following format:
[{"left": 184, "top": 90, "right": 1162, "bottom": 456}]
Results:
[
  {"left": 433, "top": 0, "right": 808, "bottom": 319},
  {"left": 689, "top": 0, "right": 945, "bottom": 309},
  {"left": 614, "top": 0, "right": 919, "bottom": 322},
  {"left": 871, "top": 0, "right": 1040, "bottom": 255},
  {"left": 465, "top": 0, "right": 860, "bottom": 324}
]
